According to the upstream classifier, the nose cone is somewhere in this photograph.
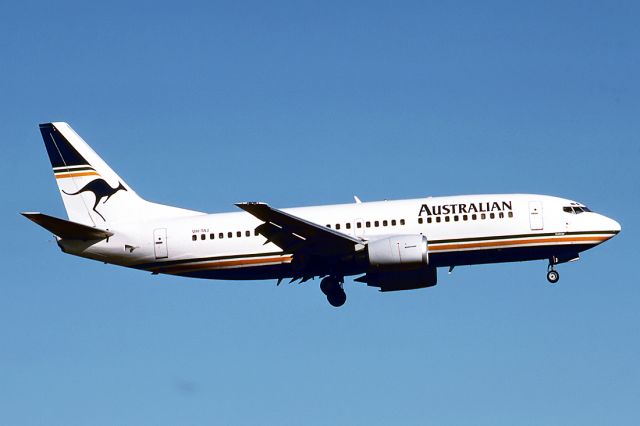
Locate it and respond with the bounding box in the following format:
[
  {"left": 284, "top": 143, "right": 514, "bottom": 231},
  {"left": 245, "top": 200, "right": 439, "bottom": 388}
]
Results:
[
  {"left": 612, "top": 218, "right": 621, "bottom": 233},
  {"left": 601, "top": 215, "right": 621, "bottom": 240}
]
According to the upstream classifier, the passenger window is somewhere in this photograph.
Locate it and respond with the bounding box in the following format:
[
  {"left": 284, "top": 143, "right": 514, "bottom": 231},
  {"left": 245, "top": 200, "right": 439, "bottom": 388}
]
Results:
[
  {"left": 366, "top": 221, "right": 371, "bottom": 228},
  {"left": 445, "top": 216, "right": 450, "bottom": 222},
  {"left": 436, "top": 217, "right": 441, "bottom": 223},
  {"left": 472, "top": 214, "right": 477, "bottom": 220},
  {"left": 418, "top": 217, "right": 423, "bottom": 224},
  {"left": 463, "top": 215, "right": 468, "bottom": 221},
  {"left": 427, "top": 217, "right": 432, "bottom": 224},
  {"left": 192, "top": 235, "right": 197, "bottom": 241},
  {"left": 336, "top": 224, "right": 341, "bottom": 230},
  {"left": 383, "top": 220, "right": 388, "bottom": 226},
  {"left": 454, "top": 215, "right": 459, "bottom": 222},
  {"left": 374, "top": 220, "right": 379, "bottom": 227},
  {"left": 490, "top": 213, "right": 495, "bottom": 219},
  {"left": 228, "top": 232, "right": 232, "bottom": 238},
  {"left": 499, "top": 212, "right": 504, "bottom": 219},
  {"left": 210, "top": 233, "right": 215, "bottom": 239},
  {"left": 326, "top": 224, "right": 331, "bottom": 228},
  {"left": 357, "top": 222, "right": 362, "bottom": 229},
  {"left": 400, "top": 219, "right": 405, "bottom": 225},
  {"left": 391, "top": 219, "right": 397, "bottom": 226},
  {"left": 481, "top": 213, "right": 486, "bottom": 219},
  {"left": 246, "top": 230, "right": 250, "bottom": 237},
  {"left": 237, "top": 231, "right": 241, "bottom": 237},
  {"left": 508, "top": 212, "right": 513, "bottom": 218},
  {"left": 200, "top": 234, "right": 205, "bottom": 240},
  {"left": 219, "top": 232, "right": 224, "bottom": 239},
  {"left": 346, "top": 223, "right": 352, "bottom": 229}
]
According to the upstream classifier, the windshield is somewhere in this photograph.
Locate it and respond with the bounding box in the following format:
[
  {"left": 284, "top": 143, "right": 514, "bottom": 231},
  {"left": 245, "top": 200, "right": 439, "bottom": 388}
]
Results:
[{"left": 563, "top": 204, "right": 592, "bottom": 214}]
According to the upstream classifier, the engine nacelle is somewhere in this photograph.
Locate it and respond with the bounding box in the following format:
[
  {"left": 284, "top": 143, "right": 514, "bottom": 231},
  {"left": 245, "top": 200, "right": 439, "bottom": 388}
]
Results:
[
  {"left": 360, "top": 235, "right": 436, "bottom": 291},
  {"left": 367, "top": 234, "right": 428, "bottom": 270}
]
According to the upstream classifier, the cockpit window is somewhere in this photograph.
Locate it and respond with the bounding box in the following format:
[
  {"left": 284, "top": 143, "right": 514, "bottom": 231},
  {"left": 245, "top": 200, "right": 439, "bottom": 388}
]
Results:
[{"left": 563, "top": 205, "right": 591, "bottom": 214}]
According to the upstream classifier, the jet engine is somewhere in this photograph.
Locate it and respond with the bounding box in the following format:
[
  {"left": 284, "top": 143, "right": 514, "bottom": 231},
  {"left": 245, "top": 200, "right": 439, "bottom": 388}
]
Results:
[
  {"left": 358, "top": 235, "right": 437, "bottom": 292},
  {"left": 367, "top": 235, "right": 429, "bottom": 269}
]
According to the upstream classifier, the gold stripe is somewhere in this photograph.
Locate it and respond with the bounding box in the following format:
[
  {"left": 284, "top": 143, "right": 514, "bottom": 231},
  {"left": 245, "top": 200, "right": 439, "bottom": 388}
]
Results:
[
  {"left": 55, "top": 171, "right": 99, "bottom": 179},
  {"left": 429, "top": 235, "right": 610, "bottom": 252},
  {"left": 159, "top": 255, "right": 293, "bottom": 274}
]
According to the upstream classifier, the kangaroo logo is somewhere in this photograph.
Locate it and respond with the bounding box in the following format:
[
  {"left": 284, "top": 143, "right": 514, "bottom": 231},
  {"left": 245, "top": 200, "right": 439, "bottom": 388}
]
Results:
[{"left": 62, "top": 179, "right": 127, "bottom": 221}]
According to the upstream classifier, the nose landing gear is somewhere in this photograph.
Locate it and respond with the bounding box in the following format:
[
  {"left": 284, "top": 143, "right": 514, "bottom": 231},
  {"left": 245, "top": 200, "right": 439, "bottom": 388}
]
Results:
[
  {"left": 547, "top": 260, "right": 560, "bottom": 284},
  {"left": 547, "top": 269, "right": 559, "bottom": 283},
  {"left": 320, "top": 276, "right": 346, "bottom": 307}
]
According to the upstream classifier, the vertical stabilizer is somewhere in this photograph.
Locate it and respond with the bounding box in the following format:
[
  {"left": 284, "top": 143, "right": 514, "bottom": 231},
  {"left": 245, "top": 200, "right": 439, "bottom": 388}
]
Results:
[{"left": 39, "top": 122, "right": 200, "bottom": 226}]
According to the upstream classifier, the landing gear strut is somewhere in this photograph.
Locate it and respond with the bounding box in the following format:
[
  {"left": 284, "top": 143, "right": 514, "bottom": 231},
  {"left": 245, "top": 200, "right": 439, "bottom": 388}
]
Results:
[
  {"left": 320, "top": 276, "right": 346, "bottom": 307},
  {"left": 547, "top": 261, "right": 560, "bottom": 284}
]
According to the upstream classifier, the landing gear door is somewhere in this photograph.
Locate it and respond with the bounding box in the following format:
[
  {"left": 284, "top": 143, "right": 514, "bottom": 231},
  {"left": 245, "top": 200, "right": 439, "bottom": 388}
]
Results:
[
  {"left": 153, "top": 228, "right": 168, "bottom": 259},
  {"left": 528, "top": 201, "right": 544, "bottom": 230}
]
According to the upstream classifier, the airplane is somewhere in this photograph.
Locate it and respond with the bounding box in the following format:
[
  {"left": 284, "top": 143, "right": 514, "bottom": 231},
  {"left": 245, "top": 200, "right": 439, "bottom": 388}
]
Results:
[{"left": 23, "top": 122, "right": 621, "bottom": 307}]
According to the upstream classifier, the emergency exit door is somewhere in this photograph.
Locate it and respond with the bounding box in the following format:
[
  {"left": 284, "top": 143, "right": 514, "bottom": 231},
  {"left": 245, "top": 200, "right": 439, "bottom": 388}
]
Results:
[
  {"left": 153, "top": 228, "right": 168, "bottom": 259},
  {"left": 528, "top": 201, "right": 544, "bottom": 230}
]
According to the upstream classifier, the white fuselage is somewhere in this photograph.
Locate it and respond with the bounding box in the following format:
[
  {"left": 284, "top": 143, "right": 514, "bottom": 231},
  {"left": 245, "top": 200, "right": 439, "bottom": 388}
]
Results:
[{"left": 60, "top": 193, "right": 620, "bottom": 281}]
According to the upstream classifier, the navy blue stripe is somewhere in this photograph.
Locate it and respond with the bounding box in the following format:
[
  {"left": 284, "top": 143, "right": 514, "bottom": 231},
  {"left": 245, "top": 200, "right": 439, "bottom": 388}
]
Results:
[{"left": 39, "top": 123, "right": 89, "bottom": 168}]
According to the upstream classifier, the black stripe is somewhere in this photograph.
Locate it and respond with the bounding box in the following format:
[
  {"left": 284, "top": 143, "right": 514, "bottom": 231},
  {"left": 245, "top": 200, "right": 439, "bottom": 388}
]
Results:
[
  {"left": 430, "top": 230, "right": 617, "bottom": 245},
  {"left": 54, "top": 166, "right": 95, "bottom": 173}
]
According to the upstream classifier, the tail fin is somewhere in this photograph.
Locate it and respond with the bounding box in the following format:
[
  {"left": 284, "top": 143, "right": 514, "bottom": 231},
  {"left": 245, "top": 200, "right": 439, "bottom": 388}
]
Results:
[{"left": 39, "top": 122, "right": 200, "bottom": 225}]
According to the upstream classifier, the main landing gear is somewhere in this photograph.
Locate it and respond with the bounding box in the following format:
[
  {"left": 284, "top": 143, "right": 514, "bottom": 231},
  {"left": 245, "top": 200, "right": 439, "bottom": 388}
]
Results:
[
  {"left": 320, "top": 276, "right": 346, "bottom": 307},
  {"left": 547, "top": 262, "right": 560, "bottom": 284}
]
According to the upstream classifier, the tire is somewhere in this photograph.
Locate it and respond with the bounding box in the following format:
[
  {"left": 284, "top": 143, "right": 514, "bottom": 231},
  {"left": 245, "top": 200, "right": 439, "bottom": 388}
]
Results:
[
  {"left": 547, "top": 270, "right": 559, "bottom": 284},
  {"left": 327, "top": 288, "right": 347, "bottom": 307},
  {"left": 320, "top": 277, "right": 336, "bottom": 295}
]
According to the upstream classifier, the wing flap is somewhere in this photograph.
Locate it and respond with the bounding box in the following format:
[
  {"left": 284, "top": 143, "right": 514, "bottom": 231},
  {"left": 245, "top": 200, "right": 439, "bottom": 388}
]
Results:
[{"left": 21, "top": 212, "right": 113, "bottom": 240}]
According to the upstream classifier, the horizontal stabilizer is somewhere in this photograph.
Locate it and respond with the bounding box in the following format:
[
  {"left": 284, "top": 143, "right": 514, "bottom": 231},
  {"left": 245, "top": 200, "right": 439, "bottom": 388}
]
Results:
[{"left": 21, "top": 212, "right": 113, "bottom": 240}]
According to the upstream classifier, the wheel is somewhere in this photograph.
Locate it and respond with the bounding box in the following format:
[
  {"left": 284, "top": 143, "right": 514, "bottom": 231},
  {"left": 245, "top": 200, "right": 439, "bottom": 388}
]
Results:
[
  {"left": 547, "top": 270, "right": 559, "bottom": 284},
  {"left": 320, "top": 277, "right": 336, "bottom": 295},
  {"left": 327, "top": 288, "right": 347, "bottom": 307}
]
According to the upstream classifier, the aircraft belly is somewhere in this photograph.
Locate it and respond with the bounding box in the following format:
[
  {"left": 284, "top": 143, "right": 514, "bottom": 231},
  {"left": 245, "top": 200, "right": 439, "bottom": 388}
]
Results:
[
  {"left": 175, "top": 263, "right": 295, "bottom": 280},
  {"left": 429, "top": 243, "right": 596, "bottom": 267}
]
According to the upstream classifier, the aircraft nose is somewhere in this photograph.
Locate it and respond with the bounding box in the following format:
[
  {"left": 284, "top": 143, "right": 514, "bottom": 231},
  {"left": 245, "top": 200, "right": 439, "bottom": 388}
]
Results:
[
  {"left": 609, "top": 217, "right": 621, "bottom": 234},
  {"left": 601, "top": 215, "right": 621, "bottom": 237}
]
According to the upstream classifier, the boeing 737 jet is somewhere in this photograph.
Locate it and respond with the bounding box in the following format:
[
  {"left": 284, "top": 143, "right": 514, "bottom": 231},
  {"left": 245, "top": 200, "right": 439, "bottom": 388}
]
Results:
[{"left": 23, "top": 123, "right": 621, "bottom": 306}]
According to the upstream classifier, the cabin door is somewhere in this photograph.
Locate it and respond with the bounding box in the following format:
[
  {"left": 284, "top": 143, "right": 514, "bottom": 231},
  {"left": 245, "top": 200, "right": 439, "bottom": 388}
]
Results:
[
  {"left": 153, "top": 228, "right": 168, "bottom": 259},
  {"left": 528, "top": 201, "right": 544, "bottom": 230}
]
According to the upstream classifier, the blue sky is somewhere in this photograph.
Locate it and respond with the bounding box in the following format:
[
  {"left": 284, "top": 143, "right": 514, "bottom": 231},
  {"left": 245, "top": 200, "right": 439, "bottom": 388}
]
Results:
[{"left": 2, "top": 1, "right": 639, "bottom": 424}]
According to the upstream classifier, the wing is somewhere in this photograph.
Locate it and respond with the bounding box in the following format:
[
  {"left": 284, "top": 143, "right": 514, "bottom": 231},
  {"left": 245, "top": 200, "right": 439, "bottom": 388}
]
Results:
[{"left": 235, "top": 202, "right": 364, "bottom": 256}]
